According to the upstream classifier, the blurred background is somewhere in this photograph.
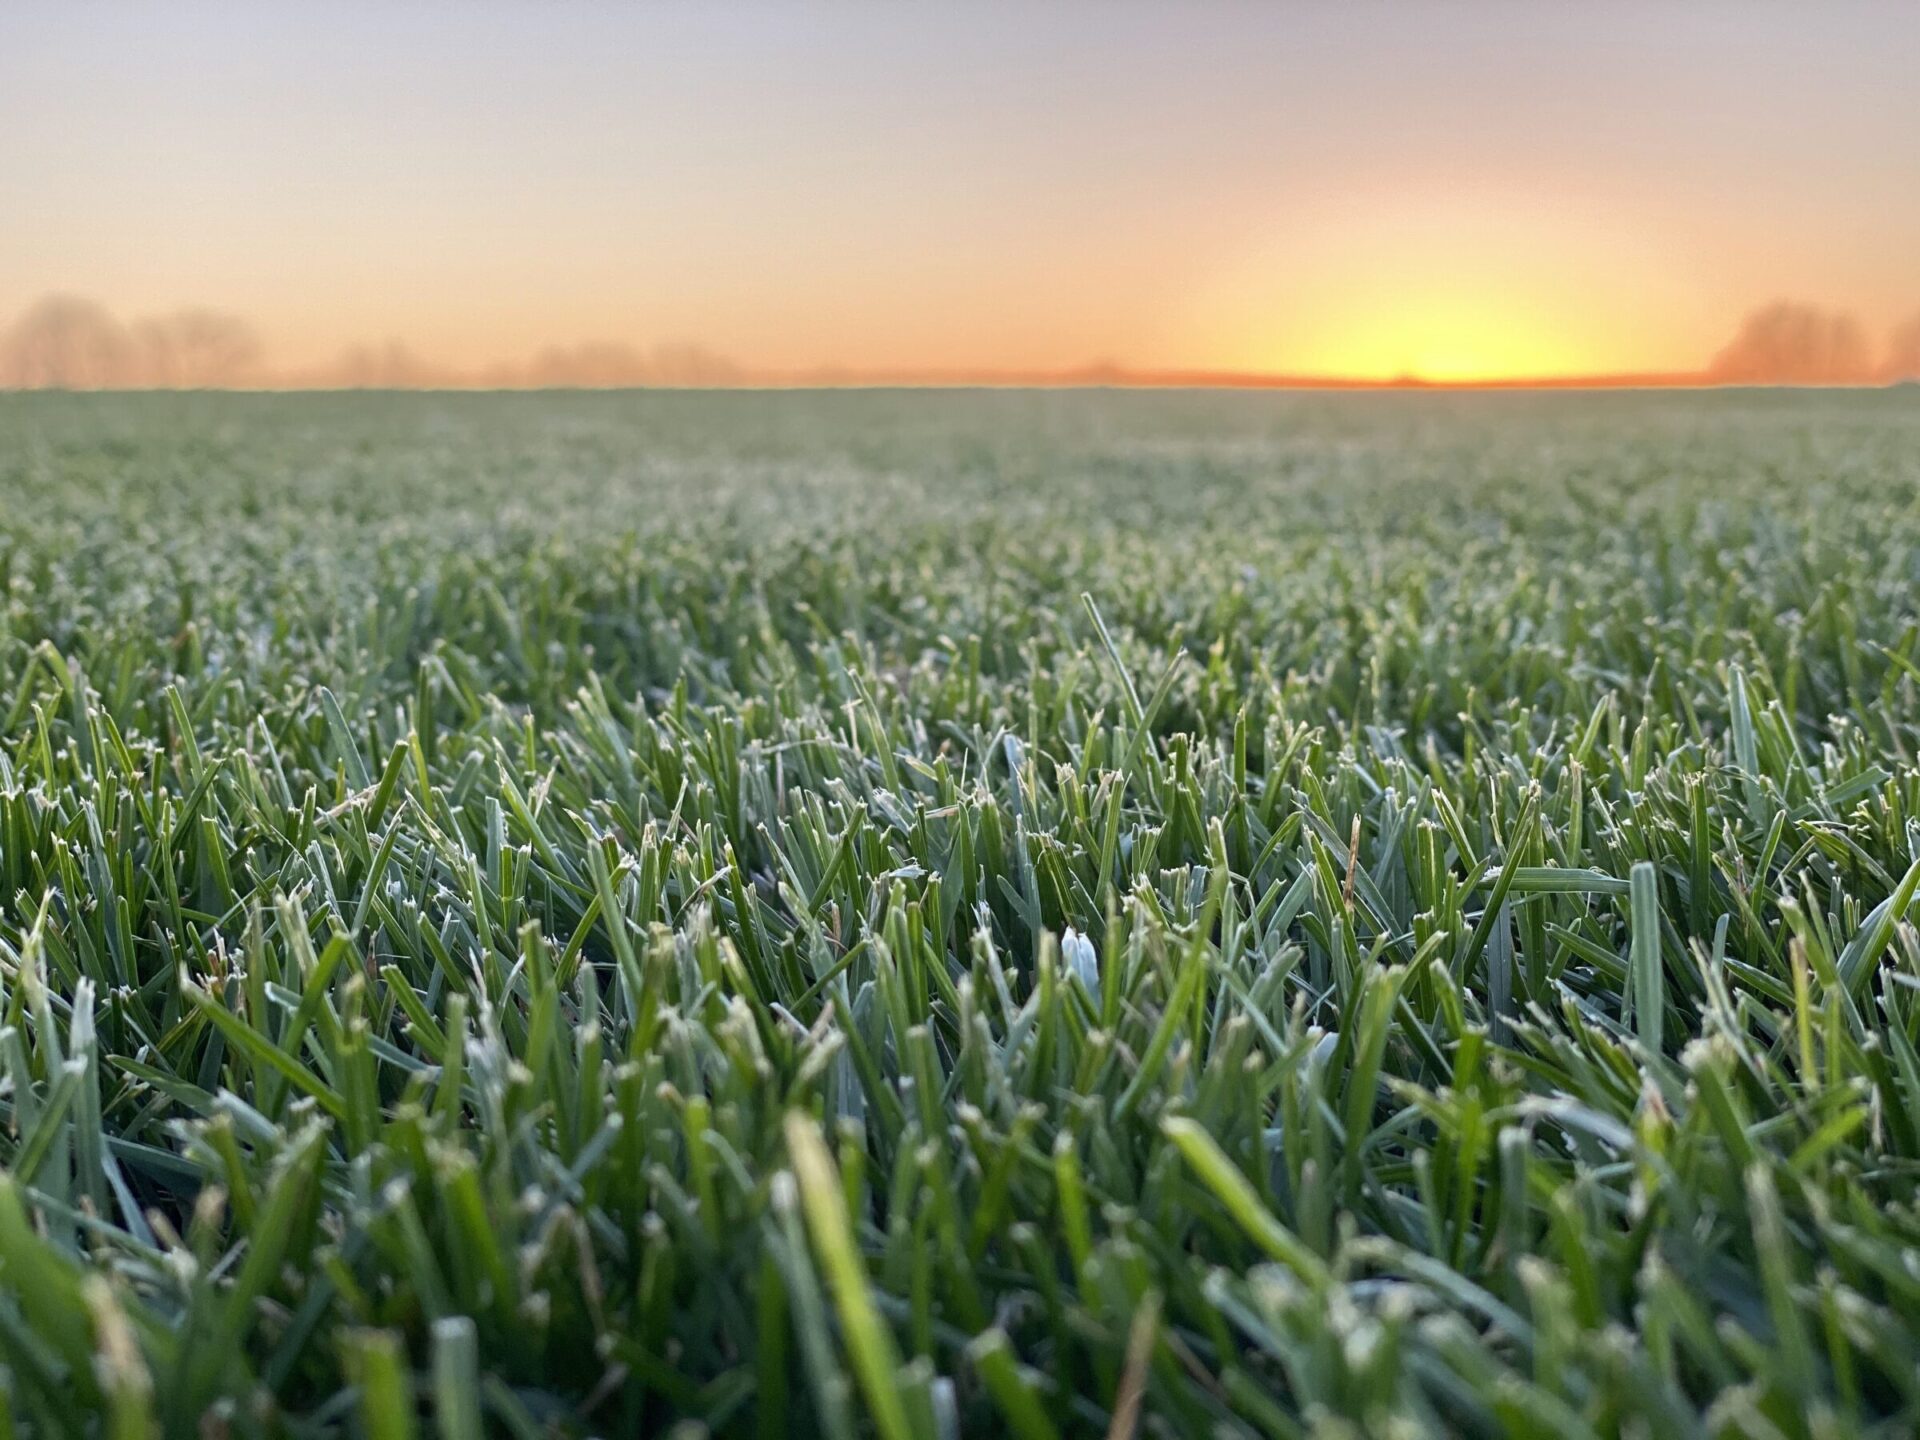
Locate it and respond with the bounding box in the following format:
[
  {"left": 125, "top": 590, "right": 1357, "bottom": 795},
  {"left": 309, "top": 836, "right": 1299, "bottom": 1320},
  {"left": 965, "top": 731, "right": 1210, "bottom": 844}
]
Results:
[{"left": 3, "top": 0, "right": 1917, "bottom": 389}]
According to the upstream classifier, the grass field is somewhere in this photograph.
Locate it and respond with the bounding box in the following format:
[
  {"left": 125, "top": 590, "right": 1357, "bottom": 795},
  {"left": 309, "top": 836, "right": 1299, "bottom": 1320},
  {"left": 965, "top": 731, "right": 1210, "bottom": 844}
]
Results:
[{"left": 2, "top": 388, "right": 1920, "bottom": 1438}]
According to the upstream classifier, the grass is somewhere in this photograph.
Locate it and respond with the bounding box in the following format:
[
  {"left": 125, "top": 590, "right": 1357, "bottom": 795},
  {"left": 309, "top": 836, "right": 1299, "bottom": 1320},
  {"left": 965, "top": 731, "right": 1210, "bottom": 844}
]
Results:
[{"left": 0, "top": 387, "right": 1918, "bottom": 1437}]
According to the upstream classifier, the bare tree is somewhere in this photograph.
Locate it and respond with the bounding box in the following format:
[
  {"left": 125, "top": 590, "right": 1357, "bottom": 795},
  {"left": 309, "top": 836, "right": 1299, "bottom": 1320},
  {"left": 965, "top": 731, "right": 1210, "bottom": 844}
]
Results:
[
  {"left": 0, "top": 294, "right": 138, "bottom": 388},
  {"left": 1708, "top": 301, "right": 1875, "bottom": 384},
  {"left": 1885, "top": 313, "right": 1920, "bottom": 383},
  {"left": 133, "top": 309, "right": 265, "bottom": 388}
]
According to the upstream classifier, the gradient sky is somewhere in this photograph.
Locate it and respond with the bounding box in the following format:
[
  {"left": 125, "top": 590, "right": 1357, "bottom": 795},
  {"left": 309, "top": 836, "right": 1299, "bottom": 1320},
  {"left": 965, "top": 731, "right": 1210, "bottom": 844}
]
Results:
[{"left": 4, "top": 1, "right": 1918, "bottom": 382}]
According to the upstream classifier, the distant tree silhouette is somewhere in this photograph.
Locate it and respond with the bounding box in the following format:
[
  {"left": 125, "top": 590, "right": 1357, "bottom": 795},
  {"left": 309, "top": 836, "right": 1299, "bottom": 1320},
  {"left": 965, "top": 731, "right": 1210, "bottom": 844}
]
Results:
[
  {"left": 1886, "top": 313, "right": 1920, "bottom": 382},
  {"left": 1708, "top": 301, "right": 1875, "bottom": 384},
  {"left": 133, "top": 309, "right": 265, "bottom": 387},
  {"left": 0, "top": 295, "right": 264, "bottom": 388},
  {"left": 0, "top": 295, "right": 138, "bottom": 387}
]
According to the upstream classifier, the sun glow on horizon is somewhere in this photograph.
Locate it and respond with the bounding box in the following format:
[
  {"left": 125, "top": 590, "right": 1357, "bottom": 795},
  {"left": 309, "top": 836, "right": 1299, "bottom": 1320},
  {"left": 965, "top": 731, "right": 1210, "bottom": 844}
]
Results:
[
  {"left": 1290, "top": 296, "right": 1598, "bottom": 384},
  {"left": 4, "top": 5, "right": 1920, "bottom": 385},
  {"left": 1182, "top": 183, "right": 1722, "bottom": 385}
]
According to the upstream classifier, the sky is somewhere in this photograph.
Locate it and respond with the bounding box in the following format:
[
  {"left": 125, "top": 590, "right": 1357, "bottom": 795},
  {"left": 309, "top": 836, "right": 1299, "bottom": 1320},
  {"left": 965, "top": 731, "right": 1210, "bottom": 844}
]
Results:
[{"left": 3, "top": 1, "right": 1919, "bottom": 386}]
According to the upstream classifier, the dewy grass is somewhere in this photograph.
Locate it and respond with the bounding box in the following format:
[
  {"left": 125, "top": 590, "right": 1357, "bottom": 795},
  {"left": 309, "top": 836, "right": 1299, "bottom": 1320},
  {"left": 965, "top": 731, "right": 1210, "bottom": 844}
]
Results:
[{"left": 0, "top": 388, "right": 1917, "bottom": 1436}]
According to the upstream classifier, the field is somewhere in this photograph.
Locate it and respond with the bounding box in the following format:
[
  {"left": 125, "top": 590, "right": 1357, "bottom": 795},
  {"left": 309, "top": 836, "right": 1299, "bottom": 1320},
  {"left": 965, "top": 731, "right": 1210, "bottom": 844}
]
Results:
[{"left": 2, "top": 388, "right": 1920, "bottom": 1438}]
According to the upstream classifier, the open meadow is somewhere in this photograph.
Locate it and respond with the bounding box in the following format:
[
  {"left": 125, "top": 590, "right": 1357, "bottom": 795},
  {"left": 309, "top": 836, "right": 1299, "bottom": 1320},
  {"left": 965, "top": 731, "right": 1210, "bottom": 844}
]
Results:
[{"left": 2, "top": 388, "right": 1920, "bottom": 1437}]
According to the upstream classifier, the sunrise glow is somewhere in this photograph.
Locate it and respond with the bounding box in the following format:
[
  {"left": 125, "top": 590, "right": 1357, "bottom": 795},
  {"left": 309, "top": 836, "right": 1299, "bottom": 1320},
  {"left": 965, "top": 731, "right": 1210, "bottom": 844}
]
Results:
[
  {"left": 1281, "top": 298, "right": 1594, "bottom": 385},
  {"left": 2, "top": 2, "right": 1918, "bottom": 387}
]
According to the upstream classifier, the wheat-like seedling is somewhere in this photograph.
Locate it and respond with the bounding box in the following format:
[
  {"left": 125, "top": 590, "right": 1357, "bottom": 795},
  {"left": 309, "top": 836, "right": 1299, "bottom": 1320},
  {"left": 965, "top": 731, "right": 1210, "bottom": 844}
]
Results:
[{"left": 0, "top": 388, "right": 1917, "bottom": 1436}]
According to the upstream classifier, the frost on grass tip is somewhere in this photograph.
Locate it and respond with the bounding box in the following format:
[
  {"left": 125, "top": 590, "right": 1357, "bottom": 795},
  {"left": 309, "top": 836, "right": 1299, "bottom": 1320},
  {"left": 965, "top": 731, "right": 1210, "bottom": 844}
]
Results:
[{"left": 0, "top": 390, "right": 1915, "bottom": 1437}]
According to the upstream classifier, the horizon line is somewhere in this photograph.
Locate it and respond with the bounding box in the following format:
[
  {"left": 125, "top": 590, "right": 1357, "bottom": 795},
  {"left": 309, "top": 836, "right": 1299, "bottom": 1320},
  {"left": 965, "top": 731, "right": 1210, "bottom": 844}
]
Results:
[
  {"left": 8, "top": 295, "right": 1919, "bottom": 391},
  {"left": 5, "top": 369, "right": 1917, "bottom": 394}
]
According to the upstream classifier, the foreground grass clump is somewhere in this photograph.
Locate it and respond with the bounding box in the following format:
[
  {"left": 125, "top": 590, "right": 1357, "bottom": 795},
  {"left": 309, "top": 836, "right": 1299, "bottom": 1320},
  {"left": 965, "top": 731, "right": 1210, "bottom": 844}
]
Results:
[{"left": 1, "top": 389, "right": 1920, "bottom": 1437}]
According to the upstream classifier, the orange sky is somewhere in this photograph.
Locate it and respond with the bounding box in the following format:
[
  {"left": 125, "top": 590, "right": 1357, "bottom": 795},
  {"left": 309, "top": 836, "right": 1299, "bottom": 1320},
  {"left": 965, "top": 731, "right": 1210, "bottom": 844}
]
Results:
[{"left": 3, "top": 2, "right": 1919, "bottom": 386}]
